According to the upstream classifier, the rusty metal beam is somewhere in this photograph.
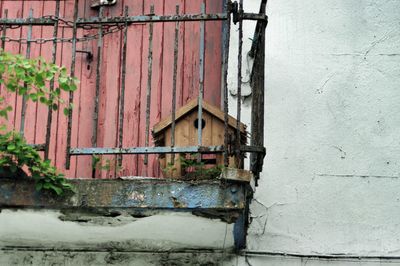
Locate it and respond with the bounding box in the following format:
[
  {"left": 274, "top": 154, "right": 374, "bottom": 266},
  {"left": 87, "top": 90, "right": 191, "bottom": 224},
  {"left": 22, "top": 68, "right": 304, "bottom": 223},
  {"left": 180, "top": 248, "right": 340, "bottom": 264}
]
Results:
[
  {"left": 0, "top": 12, "right": 267, "bottom": 26},
  {"left": 250, "top": 0, "right": 268, "bottom": 185},
  {"left": 69, "top": 145, "right": 225, "bottom": 155},
  {"left": 0, "top": 178, "right": 247, "bottom": 211}
]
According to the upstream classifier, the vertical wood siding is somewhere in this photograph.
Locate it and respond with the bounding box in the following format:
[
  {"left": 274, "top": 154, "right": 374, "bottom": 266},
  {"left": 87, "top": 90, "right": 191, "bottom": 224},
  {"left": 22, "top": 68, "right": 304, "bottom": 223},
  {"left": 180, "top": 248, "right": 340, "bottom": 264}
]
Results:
[{"left": 0, "top": 0, "right": 223, "bottom": 178}]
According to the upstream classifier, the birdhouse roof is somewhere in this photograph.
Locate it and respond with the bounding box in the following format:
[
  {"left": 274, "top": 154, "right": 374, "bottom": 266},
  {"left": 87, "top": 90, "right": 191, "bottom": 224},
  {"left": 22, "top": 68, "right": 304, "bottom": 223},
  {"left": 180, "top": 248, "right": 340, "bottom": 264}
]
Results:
[{"left": 152, "top": 98, "right": 247, "bottom": 136}]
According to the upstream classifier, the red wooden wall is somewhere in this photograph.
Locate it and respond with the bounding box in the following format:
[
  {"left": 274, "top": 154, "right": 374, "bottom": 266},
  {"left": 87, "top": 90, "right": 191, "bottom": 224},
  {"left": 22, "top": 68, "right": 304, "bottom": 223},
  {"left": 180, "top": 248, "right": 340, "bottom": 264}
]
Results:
[{"left": 0, "top": 0, "right": 224, "bottom": 178}]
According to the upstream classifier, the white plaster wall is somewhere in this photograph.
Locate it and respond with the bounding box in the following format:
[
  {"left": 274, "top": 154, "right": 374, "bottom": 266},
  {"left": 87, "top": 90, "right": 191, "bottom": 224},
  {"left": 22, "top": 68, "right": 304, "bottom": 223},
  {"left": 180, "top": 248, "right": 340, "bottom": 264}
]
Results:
[
  {"left": 0, "top": 210, "right": 234, "bottom": 251},
  {"left": 229, "top": 0, "right": 400, "bottom": 258}
]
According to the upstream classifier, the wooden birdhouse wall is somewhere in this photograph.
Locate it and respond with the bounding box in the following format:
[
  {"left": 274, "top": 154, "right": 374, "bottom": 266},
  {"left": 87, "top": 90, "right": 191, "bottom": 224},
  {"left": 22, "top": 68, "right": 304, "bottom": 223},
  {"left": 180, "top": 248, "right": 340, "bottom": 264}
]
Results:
[{"left": 159, "top": 111, "right": 238, "bottom": 178}]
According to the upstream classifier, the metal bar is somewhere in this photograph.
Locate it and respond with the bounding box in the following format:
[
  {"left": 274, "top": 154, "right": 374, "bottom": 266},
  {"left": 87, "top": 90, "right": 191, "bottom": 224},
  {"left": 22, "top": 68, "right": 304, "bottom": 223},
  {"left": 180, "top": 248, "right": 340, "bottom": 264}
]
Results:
[
  {"left": 170, "top": 5, "right": 180, "bottom": 164},
  {"left": 240, "top": 145, "right": 266, "bottom": 153},
  {"left": 0, "top": 10, "right": 8, "bottom": 96},
  {"left": 27, "top": 143, "right": 46, "bottom": 151},
  {"left": 65, "top": 0, "right": 79, "bottom": 169},
  {"left": 92, "top": 6, "right": 104, "bottom": 178},
  {"left": 0, "top": 18, "right": 55, "bottom": 25},
  {"left": 0, "top": 12, "right": 267, "bottom": 26},
  {"left": 44, "top": 0, "right": 60, "bottom": 160},
  {"left": 1, "top": 9, "right": 7, "bottom": 50},
  {"left": 117, "top": 6, "right": 129, "bottom": 168},
  {"left": 222, "top": 5, "right": 231, "bottom": 166},
  {"left": 20, "top": 9, "right": 33, "bottom": 136},
  {"left": 92, "top": 7, "right": 104, "bottom": 149},
  {"left": 250, "top": 0, "right": 268, "bottom": 185},
  {"left": 70, "top": 145, "right": 225, "bottom": 155},
  {"left": 249, "top": 0, "right": 268, "bottom": 58},
  {"left": 0, "top": 14, "right": 227, "bottom": 25},
  {"left": 197, "top": 3, "right": 205, "bottom": 156},
  {"left": 0, "top": 178, "right": 247, "bottom": 211},
  {"left": 76, "top": 13, "right": 228, "bottom": 24},
  {"left": 144, "top": 5, "right": 154, "bottom": 165},
  {"left": 236, "top": 0, "right": 243, "bottom": 166},
  {"left": 242, "top": 13, "right": 268, "bottom": 22}
]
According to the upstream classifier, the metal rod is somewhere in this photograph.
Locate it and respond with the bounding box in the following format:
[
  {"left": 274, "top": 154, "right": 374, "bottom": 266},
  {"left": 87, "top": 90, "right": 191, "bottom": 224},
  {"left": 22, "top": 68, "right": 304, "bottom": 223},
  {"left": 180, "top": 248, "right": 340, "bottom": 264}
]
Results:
[
  {"left": 0, "top": 14, "right": 226, "bottom": 26},
  {"left": 70, "top": 145, "right": 225, "bottom": 155},
  {"left": 92, "top": 6, "right": 104, "bottom": 178},
  {"left": 1, "top": 9, "right": 7, "bottom": 50},
  {"left": 0, "top": 12, "right": 267, "bottom": 26},
  {"left": 27, "top": 143, "right": 46, "bottom": 151},
  {"left": 144, "top": 5, "right": 154, "bottom": 165},
  {"left": 197, "top": 3, "right": 205, "bottom": 162},
  {"left": 117, "top": 6, "right": 129, "bottom": 168},
  {"left": 249, "top": 0, "right": 268, "bottom": 58},
  {"left": 170, "top": 5, "right": 180, "bottom": 164},
  {"left": 236, "top": 0, "right": 243, "bottom": 166},
  {"left": 0, "top": 10, "right": 8, "bottom": 96},
  {"left": 92, "top": 6, "right": 104, "bottom": 149},
  {"left": 20, "top": 9, "right": 33, "bottom": 136},
  {"left": 65, "top": 0, "right": 79, "bottom": 169},
  {"left": 250, "top": 0, "right": 267, "bottom": 185},
  {"left": 241, "top": 13, "right": 268, "bottom": 22},
  {"left": 222, "top": 4, "right": 231, "bottom": 167},
  {"left": 76, "top": 13, "right": 227, "bottom": 24},
  {"left": 44, "top": 0, "right": 60, "bottom": 160},
  {"left": 0, "top": 18, "right": 55, "bottom": 25}
]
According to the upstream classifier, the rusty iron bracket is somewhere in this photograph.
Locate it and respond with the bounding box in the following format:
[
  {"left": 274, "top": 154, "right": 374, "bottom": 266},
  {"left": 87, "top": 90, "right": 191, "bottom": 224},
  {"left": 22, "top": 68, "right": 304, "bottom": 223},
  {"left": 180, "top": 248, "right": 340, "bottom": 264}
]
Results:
[
  {"left": 76, "top": 50, "right": 93, "bottom": 62},
  {"left": 231, "top": 1, "right": 268, "bottom": 25}
]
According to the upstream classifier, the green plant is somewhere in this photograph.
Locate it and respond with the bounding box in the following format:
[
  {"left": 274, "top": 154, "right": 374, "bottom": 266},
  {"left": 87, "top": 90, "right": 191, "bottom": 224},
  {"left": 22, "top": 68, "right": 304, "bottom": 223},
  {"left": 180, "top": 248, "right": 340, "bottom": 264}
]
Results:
[
  {"left": 179, "top": 154, "right": 223, "bottom": 180},
  {"left": 92, "top": 155, "right": 123, "bottom": 173},
  {"left": 0, "top": 49, "right": 78, "bottom": 195},
  {"left": 0, "top": 131, "right": 73, "bottom": 194}
]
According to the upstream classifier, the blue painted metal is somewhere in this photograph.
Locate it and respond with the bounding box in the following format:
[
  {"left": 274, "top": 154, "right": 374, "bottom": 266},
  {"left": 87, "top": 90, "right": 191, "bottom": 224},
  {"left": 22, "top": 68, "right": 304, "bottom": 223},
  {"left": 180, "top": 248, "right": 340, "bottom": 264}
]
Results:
[
  {"left": 233, "top": 213, "right": 246, "bottom": 250},
  {"left": 0, "top": 179, "right": 246, "bottom": 210}
]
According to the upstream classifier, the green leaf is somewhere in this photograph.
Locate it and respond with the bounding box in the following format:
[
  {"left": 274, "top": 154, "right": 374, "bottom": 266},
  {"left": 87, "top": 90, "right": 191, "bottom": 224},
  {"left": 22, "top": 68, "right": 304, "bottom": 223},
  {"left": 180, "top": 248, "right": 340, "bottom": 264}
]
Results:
[
  {"left": 35, "top": 182, "right": 43, "bottom": 191},
  {"left": 63, "top": 107, "right": 69, "bottom": 116},
  {"left": 7, "top": 143, "right": 16, "bottom": 151},
  {"left": 50, "top": 184, "right": 63, "bottom": 195}
]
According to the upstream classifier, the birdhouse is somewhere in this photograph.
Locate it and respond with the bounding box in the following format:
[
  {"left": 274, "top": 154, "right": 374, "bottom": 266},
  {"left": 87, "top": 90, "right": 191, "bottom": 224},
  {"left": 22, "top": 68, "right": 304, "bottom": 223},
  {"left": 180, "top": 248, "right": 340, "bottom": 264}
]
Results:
[{"left": 152, "top": 99, "right": 247, "bottom": 179}]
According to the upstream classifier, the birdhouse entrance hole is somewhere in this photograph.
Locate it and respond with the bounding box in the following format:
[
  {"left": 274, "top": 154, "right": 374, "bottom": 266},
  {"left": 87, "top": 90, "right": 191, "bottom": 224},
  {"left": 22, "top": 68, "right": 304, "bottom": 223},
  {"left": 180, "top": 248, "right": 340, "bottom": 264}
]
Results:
[{"left": 193, "top": 118, "right": 206, "bottom": 129}]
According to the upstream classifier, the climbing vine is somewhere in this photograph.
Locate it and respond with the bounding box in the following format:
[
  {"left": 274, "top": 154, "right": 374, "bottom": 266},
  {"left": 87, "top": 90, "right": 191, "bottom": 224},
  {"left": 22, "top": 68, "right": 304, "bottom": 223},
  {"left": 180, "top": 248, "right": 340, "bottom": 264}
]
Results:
[{"left": 0, "top": 49, "right": 78, "bottom": 195}]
